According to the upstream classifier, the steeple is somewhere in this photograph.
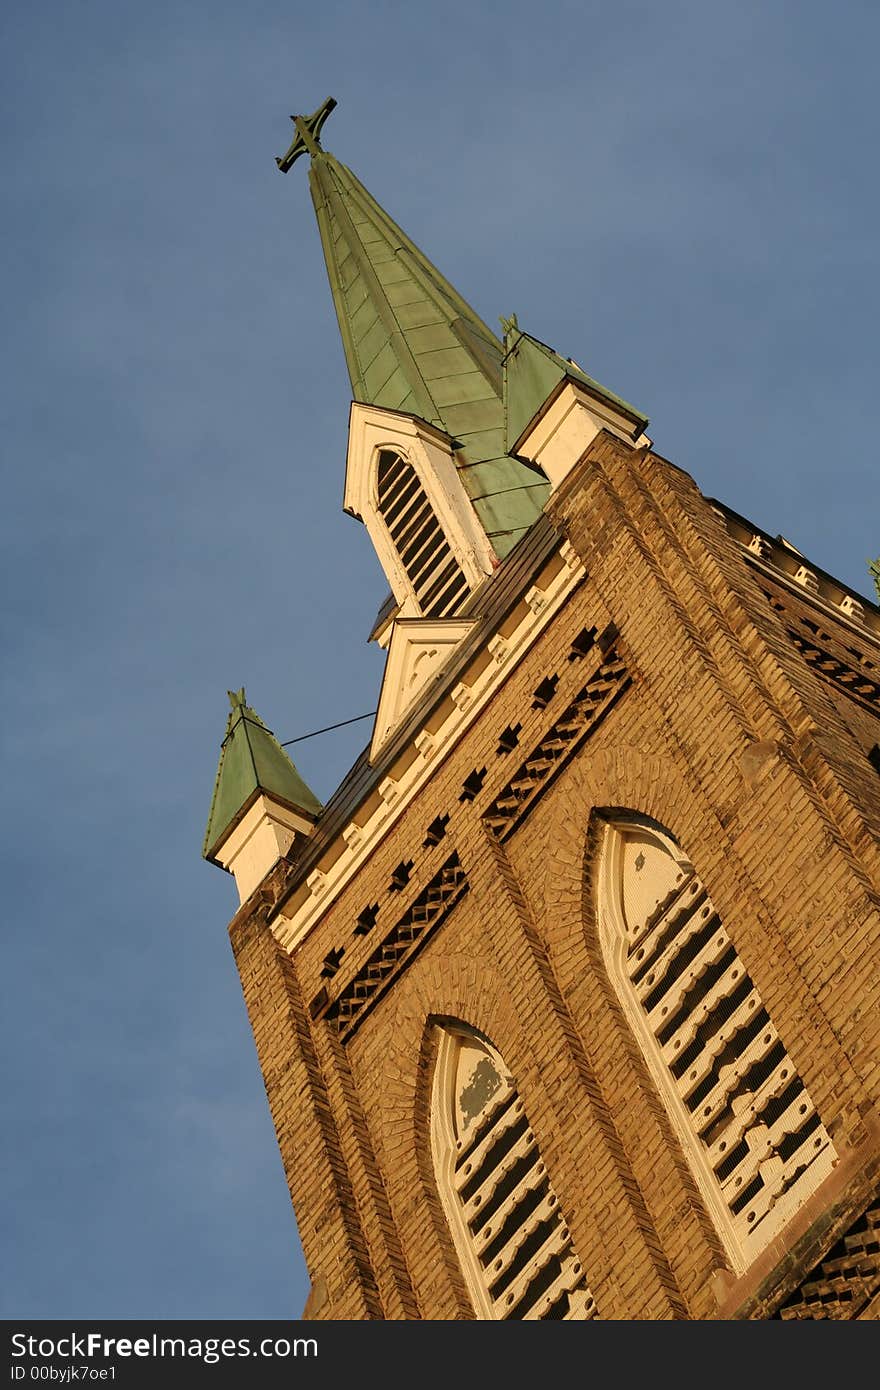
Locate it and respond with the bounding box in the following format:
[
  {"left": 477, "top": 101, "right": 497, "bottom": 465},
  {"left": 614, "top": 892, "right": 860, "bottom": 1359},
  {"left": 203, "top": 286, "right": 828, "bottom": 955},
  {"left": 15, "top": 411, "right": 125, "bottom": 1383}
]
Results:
[
  {"left": 203, "top": 689, "right": 322, "bottom": 884},
  {"left": 276, "top": 99, "right": 548, "bottom": 556}
]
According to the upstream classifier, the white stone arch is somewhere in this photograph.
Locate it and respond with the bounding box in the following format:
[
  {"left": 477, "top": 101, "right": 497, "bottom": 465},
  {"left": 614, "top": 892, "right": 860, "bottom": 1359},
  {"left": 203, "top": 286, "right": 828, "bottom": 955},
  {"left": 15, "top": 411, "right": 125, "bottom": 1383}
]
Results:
[
  {"left": 595, "top": 810, "right": 837, "bottom": 1274},
  {"left": 343, "top": 403, "right": 496, "bottom": 614}
]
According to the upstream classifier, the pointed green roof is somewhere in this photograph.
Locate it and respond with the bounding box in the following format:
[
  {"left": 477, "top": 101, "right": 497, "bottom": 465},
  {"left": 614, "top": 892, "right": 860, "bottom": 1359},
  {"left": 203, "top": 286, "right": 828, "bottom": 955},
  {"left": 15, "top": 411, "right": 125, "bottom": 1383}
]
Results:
[
  {"left": 277, "top": 100, "right": 548, "bottom": 556},
  {"left": 501, "top": 317, "right": 649, "bottom": 454},
  {"left": 203, "top": 689, "right": 322, "bottom": 863}
]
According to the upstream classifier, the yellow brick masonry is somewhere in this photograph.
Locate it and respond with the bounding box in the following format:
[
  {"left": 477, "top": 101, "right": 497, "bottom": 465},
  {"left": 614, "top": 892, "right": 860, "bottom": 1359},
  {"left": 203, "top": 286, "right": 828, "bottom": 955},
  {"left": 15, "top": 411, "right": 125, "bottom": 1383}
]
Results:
[{"left": 229, "top": 429, "right": 880, "bottom": 1319}]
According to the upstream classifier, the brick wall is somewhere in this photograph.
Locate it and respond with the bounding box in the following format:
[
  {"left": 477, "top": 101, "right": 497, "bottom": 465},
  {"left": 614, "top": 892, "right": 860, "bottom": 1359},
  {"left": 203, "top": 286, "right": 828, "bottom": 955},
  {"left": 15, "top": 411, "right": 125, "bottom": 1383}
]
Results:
[{"left": 229, "top": 431, "right": 880, "bottom": 1319}]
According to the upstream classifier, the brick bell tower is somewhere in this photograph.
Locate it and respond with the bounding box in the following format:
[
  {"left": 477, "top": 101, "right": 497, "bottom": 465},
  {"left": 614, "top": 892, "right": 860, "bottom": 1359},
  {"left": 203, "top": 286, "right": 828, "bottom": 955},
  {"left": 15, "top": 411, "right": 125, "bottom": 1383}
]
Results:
[{"left": 202, "top": 99, "right": 880, "bottom": 1320}]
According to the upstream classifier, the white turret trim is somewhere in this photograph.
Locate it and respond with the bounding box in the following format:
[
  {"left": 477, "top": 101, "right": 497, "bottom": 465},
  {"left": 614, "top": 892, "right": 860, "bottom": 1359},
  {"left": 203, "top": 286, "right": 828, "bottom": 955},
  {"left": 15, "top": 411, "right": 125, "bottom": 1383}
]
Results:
[
  {"left": 370, "top": 617, "right": 478, "bottom": 760},
  {"left": 344, "top": 403, "right": 497, "bottom": 612},
  {"left": 516, "top": 381, "right": 650, "bottom": 492},
  {"left": 213, "top": 794, "right": 314, "bottom": 904}
]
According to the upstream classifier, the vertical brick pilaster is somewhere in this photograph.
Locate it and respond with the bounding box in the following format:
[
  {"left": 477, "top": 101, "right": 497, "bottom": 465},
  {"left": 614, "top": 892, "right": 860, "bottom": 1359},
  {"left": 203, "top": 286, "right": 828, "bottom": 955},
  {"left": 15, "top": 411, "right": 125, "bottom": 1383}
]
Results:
[
  {"left": 230, "top": 910, "right": 384, "bottom": 1319},
  {"left": 315, "top": 1024, "right": 421, "bottom": 1318},
  {"left": 483, "top": 827, "right": 689, "bottom": 1319}
]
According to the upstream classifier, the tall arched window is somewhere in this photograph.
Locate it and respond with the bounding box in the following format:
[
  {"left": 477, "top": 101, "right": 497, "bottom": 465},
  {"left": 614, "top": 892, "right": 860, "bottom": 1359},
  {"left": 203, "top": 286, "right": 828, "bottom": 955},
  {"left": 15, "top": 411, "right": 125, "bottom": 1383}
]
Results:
[
  {"left": 376, "top": 450, "right": 469, "bottom": 617},
  {"left": 596, "top": 812, "right": 836, "bottom": 1271},
  {"left": 430, "top": 1022, "right": 597, "bottom": 1319}
]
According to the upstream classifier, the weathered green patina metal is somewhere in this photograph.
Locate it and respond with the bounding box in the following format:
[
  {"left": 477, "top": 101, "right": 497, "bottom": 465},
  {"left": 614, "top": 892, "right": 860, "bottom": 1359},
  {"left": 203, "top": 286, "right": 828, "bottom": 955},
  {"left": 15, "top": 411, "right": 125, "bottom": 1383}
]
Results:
[
  {"left": 203, "top": 688, "right": 322, "bottom": 862},
  {"left": 870, "top": 558, "right": 880, "bottom": 602},
  {"left": 502, "top": 319, "right": 649, "bottom": 455},
  {"left": 276, "top": 101, "right": 650, "bottom": 555},
  {"left": 277, "top": 99, "right": 548, "bottom": 556}
]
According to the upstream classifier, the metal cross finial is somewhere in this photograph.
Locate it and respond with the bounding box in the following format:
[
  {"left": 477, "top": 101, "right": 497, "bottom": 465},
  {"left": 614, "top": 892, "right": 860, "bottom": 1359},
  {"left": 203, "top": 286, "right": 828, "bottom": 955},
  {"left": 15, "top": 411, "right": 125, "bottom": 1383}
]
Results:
[{"left": 276, "top": 96, "right": 337, "bottom": 173}]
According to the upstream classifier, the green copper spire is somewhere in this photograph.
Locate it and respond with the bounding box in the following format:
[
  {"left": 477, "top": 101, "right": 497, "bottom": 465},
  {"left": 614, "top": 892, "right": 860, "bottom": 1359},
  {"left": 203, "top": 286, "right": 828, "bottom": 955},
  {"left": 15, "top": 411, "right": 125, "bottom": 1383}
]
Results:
[
  {"left": 277, "top": 99, "right": 548, "bottom": 555},
  {"left": 203, "top": 688, "right": 322, "bottom": 864},
  {"left": 502, "top": 320, "right": 649, "bottom": 454}
]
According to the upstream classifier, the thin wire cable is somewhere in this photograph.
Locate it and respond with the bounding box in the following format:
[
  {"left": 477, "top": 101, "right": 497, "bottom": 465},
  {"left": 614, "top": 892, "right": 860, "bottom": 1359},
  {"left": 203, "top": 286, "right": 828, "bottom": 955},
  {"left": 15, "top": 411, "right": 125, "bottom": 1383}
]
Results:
[{"left": 280, "top": 710, "right": 377, "bottom": 747}]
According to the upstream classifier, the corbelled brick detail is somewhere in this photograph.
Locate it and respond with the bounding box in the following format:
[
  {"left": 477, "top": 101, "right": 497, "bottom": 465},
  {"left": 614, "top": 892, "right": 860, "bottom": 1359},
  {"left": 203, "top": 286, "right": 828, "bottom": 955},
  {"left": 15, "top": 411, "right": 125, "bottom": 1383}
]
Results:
[
  {"left": 229, "top": 911, "right": 384, "bottom": 1319},
  {"left": 778, "top": 1190, "right": 880, "bottom": 1319}
]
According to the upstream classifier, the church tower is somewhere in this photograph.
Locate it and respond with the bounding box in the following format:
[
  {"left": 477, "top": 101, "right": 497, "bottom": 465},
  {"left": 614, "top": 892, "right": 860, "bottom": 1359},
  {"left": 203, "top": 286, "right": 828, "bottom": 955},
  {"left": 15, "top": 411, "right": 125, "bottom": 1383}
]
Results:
[{"left": 203, "top": 100, "right": 880, "bottom": 1319}]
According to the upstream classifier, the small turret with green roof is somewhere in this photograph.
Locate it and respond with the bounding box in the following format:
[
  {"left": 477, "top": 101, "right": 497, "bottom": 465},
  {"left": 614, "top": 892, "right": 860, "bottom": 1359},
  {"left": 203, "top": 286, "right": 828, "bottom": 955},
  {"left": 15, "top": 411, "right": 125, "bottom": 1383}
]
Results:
[
  {"left": 501, "top": 315, "right": 648, "bottom": 455},
  {"left": 203, "top": 688, "right": 322, "bottom": 868}
]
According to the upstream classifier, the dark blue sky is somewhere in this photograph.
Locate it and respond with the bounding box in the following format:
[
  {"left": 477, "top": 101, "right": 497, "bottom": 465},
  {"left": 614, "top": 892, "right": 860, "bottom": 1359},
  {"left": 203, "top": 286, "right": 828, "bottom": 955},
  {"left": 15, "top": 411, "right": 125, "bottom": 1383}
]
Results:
[{"left": 3, "top": 0, "right": 878, "bottom": 1319}]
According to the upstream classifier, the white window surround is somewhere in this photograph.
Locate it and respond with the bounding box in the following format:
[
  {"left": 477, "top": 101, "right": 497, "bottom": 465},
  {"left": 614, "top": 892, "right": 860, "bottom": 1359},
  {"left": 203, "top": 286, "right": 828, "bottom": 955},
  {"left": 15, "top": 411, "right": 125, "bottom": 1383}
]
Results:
[
  {"left": 344, "top": 403, "right": 497, "bottom": 612},
  {"left": 596, "top": 813, "right": 836, "bottom": 1275},
  {"left": 430, "top": 1022, "right": 597, "bottom": 1320},
  {"left": 376, "top": 451, "right": 470, "bottom": 619},
  {"left": 430, "top": 1024, "right": 505, "bottom": 1319}
]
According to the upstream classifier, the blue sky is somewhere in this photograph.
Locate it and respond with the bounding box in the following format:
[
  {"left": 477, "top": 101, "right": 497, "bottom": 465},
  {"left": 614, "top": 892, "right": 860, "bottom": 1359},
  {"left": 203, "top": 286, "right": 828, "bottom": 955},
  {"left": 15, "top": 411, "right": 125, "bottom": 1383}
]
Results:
[{"left": 2, "top": 0, "right": 878, "bottom": 1320}]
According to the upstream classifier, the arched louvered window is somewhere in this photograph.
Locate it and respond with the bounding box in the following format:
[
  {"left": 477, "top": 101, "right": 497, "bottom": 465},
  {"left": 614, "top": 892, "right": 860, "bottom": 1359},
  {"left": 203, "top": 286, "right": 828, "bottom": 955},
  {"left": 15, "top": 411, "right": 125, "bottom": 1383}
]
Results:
[
  {"left": 376, "top": 450, "right": 470, "bottom": 617},
  {"left": 431, "top": 1023, "right": 597, "bottom": 1319},
  {"left": 596, "top": 813, "right": 836, "bottom": 1271}
]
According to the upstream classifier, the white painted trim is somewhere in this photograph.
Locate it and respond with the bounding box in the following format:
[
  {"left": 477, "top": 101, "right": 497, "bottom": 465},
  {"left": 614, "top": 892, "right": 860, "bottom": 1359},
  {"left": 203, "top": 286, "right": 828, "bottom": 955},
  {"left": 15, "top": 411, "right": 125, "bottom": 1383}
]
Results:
[
  {"left": 516, "top": 382, "right": 650, "bottom": 492},
  {"left": 272, "top": 544, "right": 586, "bottom": 952},
  {"left": 370, "top": 617, "right": 478, "bottom": 760},
  {"left": 214, "top": 794, "right": 314, "bottom": 904},
  {"left": 740, "top": 547, "right": 880, "bottom": 649},
  {"left": 596, "top": 814, "right": 836, "bottom": 1275},
  {"left": 344, "top": 403, "right": 496, "bottom": 610},
  {"left": 430, "top": 1024, "right": 505, "bottom": 1319},
  {"left": 596, "top": 817, "right": 747, "bottom": 1272}
]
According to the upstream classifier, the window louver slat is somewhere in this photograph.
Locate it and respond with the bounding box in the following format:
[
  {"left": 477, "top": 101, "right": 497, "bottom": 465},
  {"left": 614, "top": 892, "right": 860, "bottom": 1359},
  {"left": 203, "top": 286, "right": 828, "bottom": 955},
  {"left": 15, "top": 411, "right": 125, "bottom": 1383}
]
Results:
[
  {"left": 377, "top": 450, "right": 469, "bottom": 617},
  {"left": 391, "top": 512, "right": 433, "bottom": 567},
  {"left": 381, "top": 464, "right": 419, "bottom": 509},
  {"left": 406, "top": 529, "right": 447, "bottom": 589},
  {"left": 484, "top": 1187, "right": 561, "bottom": 1285},
  {"left": 381, "top": 486, "right": 423, "bottom": 537},
  {"left": 377, "top": 454, "right": 414, "bottom": 505},
  {"left": 637, "top": 912, "right": 727, "bottom": 1015},
  {"left": 670, "top": 989, "right": 766, "bottom": 1083},
  {"left": 540, "top": 1273, "right": 595, "bottom": 1321},
  {"left": 418, "top": 558, "right": 464, "bottom": 611},
  {"left": 390, "top": 494, "right": 431, "bottom": 550},
  {"left": 455, "top": 1094, "right": 523, "bottom": 1195},
  {"left": 434, "top": 1029, "right": 598, "bottom": 1319},
  {"left": 381, "top": 478, "right": 422, "bottom": 532},
  {"left": 627, "top": 887, "right": 831, "bottom": 1247},
  {"left": 456, "top": 1082, "right": 518, "bottom": 1162},
  {"left": 602, "top": 819, "right": 837, "bottom": 1266},
  {"left": 463, "top": 1139, "right": 541, "bottom": 1233},
  {"left": 426, "top": 568, "right": 469, "bottom": 613},
  {"left": 496, "top": 1222, "right": 572, "bottom": 1312},
  {"left": 686, "top": 1017, "right": 774, "bottom": 1120}
]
